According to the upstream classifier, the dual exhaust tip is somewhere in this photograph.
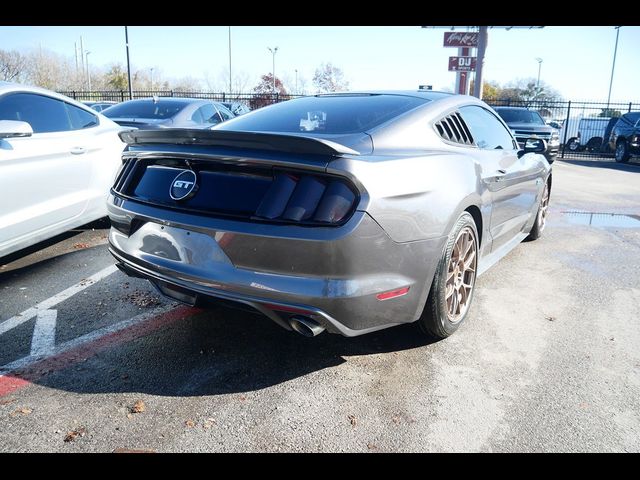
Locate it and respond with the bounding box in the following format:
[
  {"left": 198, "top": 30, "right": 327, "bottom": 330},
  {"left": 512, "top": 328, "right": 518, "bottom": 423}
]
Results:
[{"left": 288, "top": 315, "right": 325, "bottom": 337}]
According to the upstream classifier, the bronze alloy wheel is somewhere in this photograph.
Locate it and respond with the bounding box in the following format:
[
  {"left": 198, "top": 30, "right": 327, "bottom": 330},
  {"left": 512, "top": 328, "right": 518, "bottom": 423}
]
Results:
[
  {"left": 538, "top": 183, "right": 550, "bottom": 232},
  {"left": 445, "top": 226, "right": 477, "bottom": 324}
]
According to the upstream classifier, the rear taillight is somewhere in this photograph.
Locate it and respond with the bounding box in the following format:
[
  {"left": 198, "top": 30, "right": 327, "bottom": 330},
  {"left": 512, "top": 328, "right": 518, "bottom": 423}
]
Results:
[
  {"left": 255, "top": 172, "right": 357, "bottom": 225},
  {"left": 111, "top": 159, "right": 359, "bottom": 227}
]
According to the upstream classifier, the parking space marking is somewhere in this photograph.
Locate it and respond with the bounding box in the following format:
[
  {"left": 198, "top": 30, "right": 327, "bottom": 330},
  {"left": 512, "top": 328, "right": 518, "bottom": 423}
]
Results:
[
  {"left": 30, "top": 310, "right": 57, "bottom": 357},
  {"left": 0, "top": 264, "right": 118, "bottom": 336},
  {"left": 0, "top": 304, "right": 200, "bottom": 397}
]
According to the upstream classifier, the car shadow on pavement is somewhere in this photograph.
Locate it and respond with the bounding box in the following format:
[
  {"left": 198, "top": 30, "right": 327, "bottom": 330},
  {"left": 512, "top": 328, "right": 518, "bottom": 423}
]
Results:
[
  {"left": 559, "top": 157, "right": 640, "bottom": 171},
  {"left": 30, "top": 305, "right": 439, "bottom": 397}
]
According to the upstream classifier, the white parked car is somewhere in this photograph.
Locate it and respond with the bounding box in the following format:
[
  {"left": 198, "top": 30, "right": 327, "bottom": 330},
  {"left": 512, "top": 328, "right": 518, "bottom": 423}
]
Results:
[{"left": 0, "top": 82, "right": 126, "bottom": 258}]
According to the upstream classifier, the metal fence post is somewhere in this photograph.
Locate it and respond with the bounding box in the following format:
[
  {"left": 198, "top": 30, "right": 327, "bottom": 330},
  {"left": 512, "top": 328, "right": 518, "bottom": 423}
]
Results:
[
  {"left": 561, "top": 101, "right": 571, "bottom": 159},
  {"left": 120, "top": 90, "right": 124, "bottom": 102},
  {"left": 170, "top": 90, "right": 174, "bottom": 98},
  {"left": 629, "top": 102, "right": 633, "bottom": 113}
]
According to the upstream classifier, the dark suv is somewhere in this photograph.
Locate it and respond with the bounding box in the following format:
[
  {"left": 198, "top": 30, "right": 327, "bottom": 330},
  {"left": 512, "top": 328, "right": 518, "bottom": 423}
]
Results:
[
  {"left": 494, "top": 107, "right": 560, "bottom": 163},
  {"left": 609, "top": 112, "right": 640, "bottom": 163}
]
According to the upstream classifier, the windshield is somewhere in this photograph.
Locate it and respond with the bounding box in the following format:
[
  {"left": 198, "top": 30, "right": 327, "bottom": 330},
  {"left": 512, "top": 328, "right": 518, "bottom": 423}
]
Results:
[
  {"left": 103, "top": 100, "right": 190, "bottom": 119},
  {"left": 215, "top": 94, "right": 429, "bottom": 134},
  {"left": 496, "top": 109, "right": 545, "bottom": 125}
]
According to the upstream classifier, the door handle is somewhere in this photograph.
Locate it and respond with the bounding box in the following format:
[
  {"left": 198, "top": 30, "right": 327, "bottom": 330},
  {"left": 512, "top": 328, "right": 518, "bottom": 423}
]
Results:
[
  {"left": 70, "top": 147, "right": 86, "bottom": 155},
  {"left": 493, "top": 169, "right": 507, "bottom": 181}
]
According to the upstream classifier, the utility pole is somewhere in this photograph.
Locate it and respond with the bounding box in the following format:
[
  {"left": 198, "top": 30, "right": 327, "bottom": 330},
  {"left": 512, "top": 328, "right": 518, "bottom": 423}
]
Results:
[
  {"left": 472, "top": 26, "right": 488, "bottom": 99},
  {"left": 268, "top": 46, "right": 278, "bottom": 92},
  {"left": 228, "top": 26, "right": 232, "bottom": 93},
  {"left": 80, "top": 36, "right": 85, "bottom": 89},
  {"left": 74, "top": 42, "right": 78, "bottom": 72},
  {"left": 85, "top": 51, "right": 91, "bottom": 91},
  {"left": 606, "top": 26, "right": 621, "bottom": 108},
  {"left": 125, "top": 26, "right": 133, "bottom": 100},
  {"left": 295, "top": 69, "right": 298, "bottom": 95},
  {"left": 150, "top": 68, "right": 154, "bottom": 90}
]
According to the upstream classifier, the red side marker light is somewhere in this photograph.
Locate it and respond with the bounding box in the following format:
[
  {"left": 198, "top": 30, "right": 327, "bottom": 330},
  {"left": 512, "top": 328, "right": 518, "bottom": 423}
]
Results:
[{"left": 376, "top": 286, "right": 410, "bottom": 301}]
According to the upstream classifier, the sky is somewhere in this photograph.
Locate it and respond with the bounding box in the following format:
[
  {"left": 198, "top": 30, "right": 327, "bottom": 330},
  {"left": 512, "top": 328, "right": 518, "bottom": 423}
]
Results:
[{"left": 0, "top": 26, "right": 638, "bottom": 102}]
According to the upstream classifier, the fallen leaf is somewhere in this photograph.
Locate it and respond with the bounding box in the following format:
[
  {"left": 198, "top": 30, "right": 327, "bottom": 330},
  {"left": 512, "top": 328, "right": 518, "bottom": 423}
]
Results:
[
  {"left": 73, "top": 243, "right": 91, "bottom": 249},
  {"left": 127, "top": 413, "right": 133, "bottom": 419},
  {"left": 239, "top": 394, "right": 247, "bottom": 402},
  {"left": 367, "top": 443, "right": 378, "bottom": 450},
  {"left": 64, "top": 427, "right": 87, "bottom": 442},
  {"left": 203, "top": 418, "right": 216, "bottom": 429},
  {"left": 11, "top": 407, "right": 32, "bottom": 416},
  {"left": 392, "top": 416, "right": 401, "bottom": 424},
  {"left": 545, "top": 316, "right": 556, "bottom": 322},
  {"left": 185, "top": 420, "right": 196, "bottom": 428},
  {"left": 113, "top": 448, "right": 156, "bottom": 453},
  {"left": 348, "top": 414, "right": 357, "bottom": 427},
  {"left": 0, "top": 399, "right": 15, "bottom": 406},
  {"left": 131, "top": 400, "right": 146, "bottom": 414}
]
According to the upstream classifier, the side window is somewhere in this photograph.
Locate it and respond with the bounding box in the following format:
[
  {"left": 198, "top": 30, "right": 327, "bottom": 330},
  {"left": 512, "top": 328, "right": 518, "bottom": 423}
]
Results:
[
  {"left": 65, "top": 103, "right": 98, "bottom": 130},
  {"left": 217, "top": 105, "right": 234, "bottom": 121},
  {"left": 200, "top": 104, "right": 221, "bottom": 124},
  {"left": 191, "top": 107, "right": 204, "bottom": 124},
  {"left": 459, "top": 105, "right": 517, "bottom": 150},
  {"left": 0, "top": 93, "right": 71, "bottom": 133}
]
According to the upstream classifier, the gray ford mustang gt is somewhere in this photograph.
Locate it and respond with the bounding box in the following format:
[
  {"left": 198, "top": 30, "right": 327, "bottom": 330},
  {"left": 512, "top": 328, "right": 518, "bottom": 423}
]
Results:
[{"left": 107, "top": 91, "right": 551, "bottom": 339}]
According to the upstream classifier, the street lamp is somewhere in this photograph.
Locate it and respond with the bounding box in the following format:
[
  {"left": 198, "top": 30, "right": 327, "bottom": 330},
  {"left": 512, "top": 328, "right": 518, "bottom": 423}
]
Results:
[
  {"left": 535, "top": 57, "right": 543, "bottom": 94},
  {"left": 85, "top": 50, "right": 92, "bottom": 91},
  {"left": 607, "top": 26, "right": 622, "bottom": 107},
  {"left": 267, "top": 46, "right": 278, "bottom": 93}
]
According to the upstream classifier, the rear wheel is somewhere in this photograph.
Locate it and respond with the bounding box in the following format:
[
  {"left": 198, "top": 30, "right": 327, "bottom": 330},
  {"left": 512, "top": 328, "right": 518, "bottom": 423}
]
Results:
[
  {"left": 526, "top": 182, "right": 550, "bottom": 241},
  {"left": 418, "top": 212, "right": 478, "bottom": 339},
  {"left": 615, "top": 140, "right": 630, "bottom": 163}
]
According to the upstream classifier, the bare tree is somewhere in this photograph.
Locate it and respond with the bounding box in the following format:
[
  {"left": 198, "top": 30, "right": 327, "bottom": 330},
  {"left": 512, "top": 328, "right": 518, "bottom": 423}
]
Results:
[
  {"left": 0, "top": 49, "right": 27, "bottom": 82},
  {"left": 312, "top": 63, "right": 348, "bottom": 93}
]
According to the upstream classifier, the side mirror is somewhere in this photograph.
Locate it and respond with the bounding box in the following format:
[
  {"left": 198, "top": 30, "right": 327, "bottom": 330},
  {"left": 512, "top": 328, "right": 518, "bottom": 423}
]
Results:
[
  {"left": 0, "top": 120, "right": 33, "bottom": 139},
  {"left": 518, "top": 137, "right": 546, "bottom": 158}
]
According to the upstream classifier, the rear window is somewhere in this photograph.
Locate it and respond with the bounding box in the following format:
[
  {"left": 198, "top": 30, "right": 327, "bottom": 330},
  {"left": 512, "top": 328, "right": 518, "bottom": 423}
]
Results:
[
  {"left": 216, "top": 95, "right": 428, "bottom": 134},
  {"left": 103, "top": 100, "right": 190, "bottom": 119},
  {"left": 496, "top": 109, "right": 545, "bottom": 125}
]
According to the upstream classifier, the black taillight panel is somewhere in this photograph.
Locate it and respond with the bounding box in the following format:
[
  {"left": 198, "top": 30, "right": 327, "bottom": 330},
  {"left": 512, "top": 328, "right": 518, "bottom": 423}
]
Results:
[{"left": 112, "top": 157, "right": 359, "bottom": 227}]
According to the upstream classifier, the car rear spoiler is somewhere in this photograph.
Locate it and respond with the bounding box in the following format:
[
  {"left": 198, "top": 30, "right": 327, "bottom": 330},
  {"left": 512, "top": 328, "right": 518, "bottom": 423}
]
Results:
[{"left": 118, "top": 128, "right": 361, "bottom": 156}]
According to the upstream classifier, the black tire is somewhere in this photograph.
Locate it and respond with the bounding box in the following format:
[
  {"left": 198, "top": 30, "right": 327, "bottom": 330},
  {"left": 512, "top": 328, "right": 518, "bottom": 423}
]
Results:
[
  {"left": 526, "top": 181, "right": 550, "bottom": 241},
  {"left": 418, "top": 212, "right": 478, "bottom": 339},
  {"left": 566, "top": 138, "right": 580, "bottom": 152},
  {"left": 615, "top": 140, "right": 630, "bottom": 163}
]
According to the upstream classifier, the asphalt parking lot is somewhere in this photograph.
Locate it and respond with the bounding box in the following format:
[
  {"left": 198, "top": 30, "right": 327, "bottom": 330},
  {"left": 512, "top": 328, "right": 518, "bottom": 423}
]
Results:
[{"left": 1, "top": 156, "right": 639, "bottom": 452}]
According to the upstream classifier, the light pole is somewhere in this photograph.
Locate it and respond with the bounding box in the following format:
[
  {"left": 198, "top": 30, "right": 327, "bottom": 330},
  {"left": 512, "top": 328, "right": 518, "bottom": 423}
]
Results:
[
  {"left": 607, "top": 26, "right": 621, "bottom": 108},
  {"left": 124, "top": 26, "right": 133, "bottom": 100},
  {"left": 228, "top": 26, "right": 232, "bottom": 93},
  {"left": 535, "top": 57, "right": 543, "bottom": 97},
  {"left": 268, "top": 46, "right": 278, "bottom": 93},
  {"left": 85, "top": 51, "right": 91, "bottom": 91},
  {"left": 150, "top": 68, "right": 154, "bottom": 90}
]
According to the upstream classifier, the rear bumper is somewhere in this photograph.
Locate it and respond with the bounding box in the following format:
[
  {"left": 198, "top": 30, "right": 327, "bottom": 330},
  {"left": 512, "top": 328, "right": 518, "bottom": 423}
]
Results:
[{"left": 107, "top": 194, "right": 446, "bottom": 336}]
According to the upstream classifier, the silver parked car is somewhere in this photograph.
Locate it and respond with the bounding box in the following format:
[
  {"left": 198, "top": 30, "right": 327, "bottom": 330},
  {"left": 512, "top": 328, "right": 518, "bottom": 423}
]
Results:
[
  {"left": 107, "top": 91, "right": 551, "bottom": 339},
  {"left": 102, "top": 97, "right": 235, "bottom": 130}
]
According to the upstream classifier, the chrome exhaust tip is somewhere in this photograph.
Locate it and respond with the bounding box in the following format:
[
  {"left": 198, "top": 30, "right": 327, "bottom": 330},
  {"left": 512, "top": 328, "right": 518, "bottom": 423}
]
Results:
[{"left": 289, "top": 316, "right": 325, "bottom": 337}]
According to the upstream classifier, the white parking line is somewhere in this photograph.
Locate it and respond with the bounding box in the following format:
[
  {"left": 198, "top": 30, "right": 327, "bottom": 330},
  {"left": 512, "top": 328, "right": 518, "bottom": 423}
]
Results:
[
  {"left": 0, "top": 305, "right": 174, "bottom": 374},
  {"left": 30, "top": 309, "right": 57, "bottom": 357},
  {"left": 0, "top": 264, "right": 118, "bottom": 336}
]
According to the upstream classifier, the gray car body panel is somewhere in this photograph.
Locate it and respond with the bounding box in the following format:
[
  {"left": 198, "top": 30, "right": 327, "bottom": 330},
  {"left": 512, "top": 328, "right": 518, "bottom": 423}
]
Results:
[{"left": 107, "top": 91, "right": 551, "bottom": 336}]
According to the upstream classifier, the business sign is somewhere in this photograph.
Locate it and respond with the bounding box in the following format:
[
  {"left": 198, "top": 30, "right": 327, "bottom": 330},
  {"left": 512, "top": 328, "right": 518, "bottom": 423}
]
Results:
[
  {"left": 448, "top": 56, "right": 477, "bottom": 72},
  {"left": 443, "top": 32, "right": 479, "bottom": 48}
]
